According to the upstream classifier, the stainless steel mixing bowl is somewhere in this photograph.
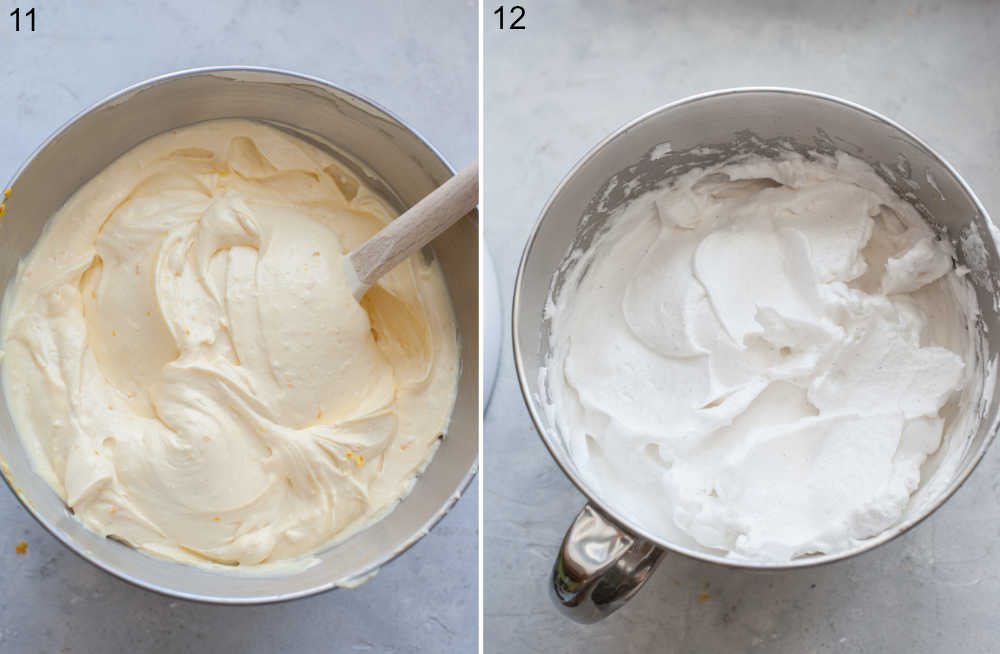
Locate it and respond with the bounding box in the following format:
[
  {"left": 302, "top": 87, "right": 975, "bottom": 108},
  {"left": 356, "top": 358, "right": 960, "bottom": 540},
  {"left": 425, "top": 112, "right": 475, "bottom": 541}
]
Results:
[
  {"left": 512, "top": 88, "right": 1000, "bottom": 622},
  {"left": 0, "top": 67, "right": 478, "bottom": 603}
]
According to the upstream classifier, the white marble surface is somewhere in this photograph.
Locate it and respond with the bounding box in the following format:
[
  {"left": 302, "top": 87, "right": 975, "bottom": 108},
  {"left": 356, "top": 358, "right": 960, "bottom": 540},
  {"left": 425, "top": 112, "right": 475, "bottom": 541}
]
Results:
[
  {"left": 0, "top": 1, "right": 477, "bottom": 652},
  {"left": 484, "top": 1, "right": 1000, "bottom": 652}
]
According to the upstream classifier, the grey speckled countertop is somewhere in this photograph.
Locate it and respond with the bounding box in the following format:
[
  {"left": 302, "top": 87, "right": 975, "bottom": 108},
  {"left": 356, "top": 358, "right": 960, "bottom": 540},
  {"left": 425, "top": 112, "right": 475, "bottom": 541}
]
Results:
[
  {"left": 0, "top": 2, "right": 477, "bottom": 652},
  {"left": 484, "top": 1, "right": 1000, "bottom": 652}
]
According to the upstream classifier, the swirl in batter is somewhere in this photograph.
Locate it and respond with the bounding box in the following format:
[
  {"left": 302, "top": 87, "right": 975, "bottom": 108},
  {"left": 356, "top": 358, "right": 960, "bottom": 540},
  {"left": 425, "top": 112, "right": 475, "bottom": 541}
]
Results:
[{"left": 1, "top": 120, "right": 459, "bottom": 566}]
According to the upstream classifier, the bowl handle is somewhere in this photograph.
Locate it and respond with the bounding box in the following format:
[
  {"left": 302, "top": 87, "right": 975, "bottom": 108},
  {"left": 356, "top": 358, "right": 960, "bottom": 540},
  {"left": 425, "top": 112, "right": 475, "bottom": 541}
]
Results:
[{"left": 551, "top": 503, "right": 665, "bottom": 622}]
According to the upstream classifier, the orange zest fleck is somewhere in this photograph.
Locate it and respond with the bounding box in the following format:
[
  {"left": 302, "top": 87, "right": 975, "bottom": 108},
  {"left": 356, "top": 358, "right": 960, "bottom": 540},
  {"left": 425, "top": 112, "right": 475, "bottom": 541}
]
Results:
[
  {"left": 312, "top": 251, "right": 320, "bottom": 256},
  {"left": 3, "top": 188, "right": 10, "bottom": 199},
  {"left": 14, "top": 541, "right": 27, "bottom": 555},
  {"left": 111, "top": 329, "right": 116, "bottom": 337},
  {"left": 316, "top": 407, "right": 322, "bottom": 419},
  {"left": 91, "top": 290, "right": 97, "bottom": 299},
  {"left": 697, "top": 592, "right": 710, "bottom": 604},
  {"left": 185, "top": 328, "right": 191, "bottom": 335},
  {"left": 213, "top": 516, "right": 221, "bottom": 522},
  {"left": 345, "top": 452, "right": 352, "bottom": 459},
  {"left": 146, "top": 311, "right": 151, "bottom": 317},
  {"left": 0, "top": 205, "right": 6, "bottom": 218},
  {"left": 109, "top": 505, "right": 118, "bottom": 514},
  {"left": 356, "top": 455, "right": 365, "bottom": 466}
]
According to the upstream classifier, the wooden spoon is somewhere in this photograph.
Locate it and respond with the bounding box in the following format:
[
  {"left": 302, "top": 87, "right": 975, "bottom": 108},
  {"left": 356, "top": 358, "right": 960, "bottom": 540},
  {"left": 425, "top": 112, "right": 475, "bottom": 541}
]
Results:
[{"left": 345, "top": 162, "right": 478, "bottom": 300}]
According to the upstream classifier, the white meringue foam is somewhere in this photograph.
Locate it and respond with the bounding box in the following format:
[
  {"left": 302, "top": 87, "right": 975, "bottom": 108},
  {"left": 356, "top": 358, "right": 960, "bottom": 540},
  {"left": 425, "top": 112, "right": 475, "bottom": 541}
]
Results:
[{"left": 544, "top": 151, "right": 982, "bottom": 561}]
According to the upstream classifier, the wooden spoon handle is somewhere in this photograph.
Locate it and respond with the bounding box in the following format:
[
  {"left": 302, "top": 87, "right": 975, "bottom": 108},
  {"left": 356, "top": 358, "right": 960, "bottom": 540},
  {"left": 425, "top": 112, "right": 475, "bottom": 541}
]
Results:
[{"left": 347, "top": 162, "right": 478, "bottom": 298}]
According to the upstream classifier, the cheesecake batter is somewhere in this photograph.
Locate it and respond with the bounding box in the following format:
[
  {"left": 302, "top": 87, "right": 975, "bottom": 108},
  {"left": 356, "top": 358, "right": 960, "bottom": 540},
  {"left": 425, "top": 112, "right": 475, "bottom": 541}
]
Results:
[
  {"left": 1, "top": 120, "right": 459, "bottom": 567},
  {"left": 545, "top": 151, "right": 978, "bottom": 561}
]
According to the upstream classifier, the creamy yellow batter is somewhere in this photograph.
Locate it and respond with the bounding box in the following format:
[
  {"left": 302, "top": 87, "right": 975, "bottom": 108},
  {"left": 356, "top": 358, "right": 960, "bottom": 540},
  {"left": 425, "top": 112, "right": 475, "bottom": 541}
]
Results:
[{"left": 0, "top": 119, "right": 459, "bottom": 566}]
